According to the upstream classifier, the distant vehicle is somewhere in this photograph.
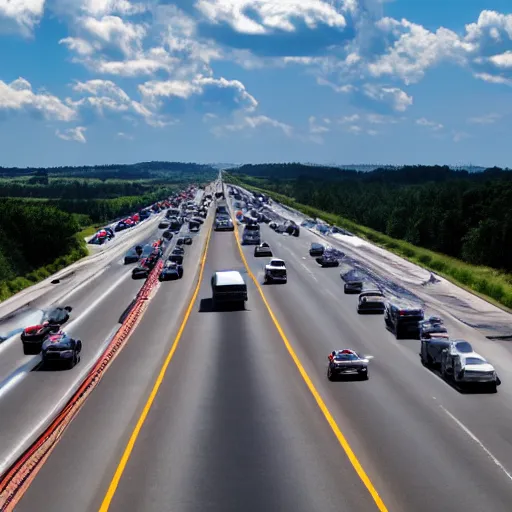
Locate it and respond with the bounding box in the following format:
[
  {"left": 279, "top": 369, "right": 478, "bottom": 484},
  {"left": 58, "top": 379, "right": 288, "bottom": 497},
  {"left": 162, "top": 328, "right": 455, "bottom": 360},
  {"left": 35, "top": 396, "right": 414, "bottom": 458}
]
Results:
[
  {"left": 191, "top": 216, "right": 204, "bottom": 224},
  {"left": 132, "top": 263, "right": 150, "bottom": 279},
  {"left": 309, "top": 243, "right": 325, "bottom": 257},
  {"left": 211, "top": 271, "right": 248, "bottom": 309},
  {"left": 159, "top": 261, "right": 184, "bottom": 281},
  {"left": 327, "top": 349, "right": 369, "bottom": 381},
  {"left": 384, "top": 302, "right": 424, "bottom": 339},
  {"left": 172, "top": 246, "right": 185, "bottom": 255},
  {"left": 285, "top": 222, "right": 300, "bottom": 237},
  {"left": 242, "top": 224, "right": 261, "bottom": 245},
  {"left": 315, "top": 252, "right": 339, "bottom": 267},
  {"left": 177, "top": 236, "right": 193, "bottom": 246},
  {"left": 41, "top": 332, "right": 82, "bottom": 369},
  {"left": 166, "top": 208, "right": 181, "bottom": 219},
  {"left": 162, "top": 230, "right": 173, "bottom": 240},
  {"left": 124, "top": 247, "right": 140, "bottom": 264},
  {"left": 21, "top": 306, "right": 73, "bottom": 355},
  {"left": 168, "top": 250, "right": 184, "bottom": 265},
  {"left": 139, "top": 244, "right": 154, "bottom": 259},
  {"left": 269, "top": 221, "right": 278, "bottom": 230},
  {"left": 357, "top": 290, "right": 385, "bottom": 314},
  {"left": 189, "top": 220, "right": 200, "bottom": 232},
  {"left": 264, "top": 259, "right": 287, "bottom": 284},
  {"left": 158, "top": 221, "right": 170, "bottom": 229},
  {"left": 420, "top": 331, "right": 453, "bottom": 368},
  {"left": 440, "top": 342, "right": 499, "bottom": 391},
  {"left": 341, "top": 270, "right": 365, "bottom": 294},
  {"left": 254, "top": 242, "right": 273, "bottom": 257},
  {"left": 419, "top": 317, "right": 447, "bottom": 341},
  {"left": 139, "top": 209, "right": 151, "bottom": 221},
  {"left": 215, "top": 217, "right": 234, "bottom": 231}
]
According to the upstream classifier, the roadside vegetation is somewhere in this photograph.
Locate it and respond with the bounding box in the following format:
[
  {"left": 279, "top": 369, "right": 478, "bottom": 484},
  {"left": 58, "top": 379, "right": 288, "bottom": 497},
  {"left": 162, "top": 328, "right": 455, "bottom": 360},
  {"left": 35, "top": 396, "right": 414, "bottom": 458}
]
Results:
[
  {"left": 226, "top": 167, "right": 512, "bottom": 310},
  {"left": 0, "top": 162, "right": 217, "bottom": 302}
]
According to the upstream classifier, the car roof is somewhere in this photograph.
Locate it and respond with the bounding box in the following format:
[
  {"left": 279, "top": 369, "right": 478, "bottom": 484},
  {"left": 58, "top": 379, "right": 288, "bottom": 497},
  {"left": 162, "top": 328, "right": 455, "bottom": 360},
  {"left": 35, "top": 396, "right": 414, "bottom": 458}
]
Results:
[
  {"left": 359, "top": 290, "right": 384, "bottom": 297},
  {"left": 269, "top": 258, "right": 285, "bottom": 264},
  {"left": 214, "top": 271, "right": 245, "bottom": 286}
]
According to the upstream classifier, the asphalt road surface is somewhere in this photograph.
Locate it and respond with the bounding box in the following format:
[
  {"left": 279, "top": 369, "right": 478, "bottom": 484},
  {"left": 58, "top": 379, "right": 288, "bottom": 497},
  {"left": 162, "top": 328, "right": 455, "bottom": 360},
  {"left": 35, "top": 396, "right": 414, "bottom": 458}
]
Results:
[
  {"left": 14, "top": 222, "right": 512, "bottom": 511},
  {"left": 0, "top": 214, "right": 199, "bottom": 474}
]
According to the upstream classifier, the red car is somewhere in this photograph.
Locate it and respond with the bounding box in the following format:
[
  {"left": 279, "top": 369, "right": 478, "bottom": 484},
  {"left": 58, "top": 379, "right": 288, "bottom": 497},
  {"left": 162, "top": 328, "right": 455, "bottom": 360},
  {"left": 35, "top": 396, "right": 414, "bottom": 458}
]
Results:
[{"left": 21, "top": 306, "right": 73, "bottom": 355}]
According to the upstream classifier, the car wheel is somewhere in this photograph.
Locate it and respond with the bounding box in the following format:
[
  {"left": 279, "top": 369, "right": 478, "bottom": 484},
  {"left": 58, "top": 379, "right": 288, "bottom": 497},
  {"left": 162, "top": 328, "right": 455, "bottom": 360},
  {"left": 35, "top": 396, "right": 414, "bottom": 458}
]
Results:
[
  {"left": 359, "top": 371, "right": 369, "bottom": 380},
  {"left": 327, "top": 367, "right": 335, "bottom": 381},
  {"left": 23, "top": 344, "right": 39, "bottom": 355},
  {"left": 488, "top": 382, "right": 497, "bottom": 393}
]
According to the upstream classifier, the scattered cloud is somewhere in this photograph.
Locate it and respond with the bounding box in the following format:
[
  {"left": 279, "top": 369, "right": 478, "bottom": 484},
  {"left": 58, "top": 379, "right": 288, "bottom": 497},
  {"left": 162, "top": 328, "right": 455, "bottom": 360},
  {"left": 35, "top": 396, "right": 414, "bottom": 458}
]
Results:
[
  {"left": 468, "top": 113, "right": 502, "bottom": 124},
  {"left": 56, "top": 126, "right": 87, "bottom": 143},
  {"left": 117, "top": 131, "right": 133, "bottom": 139},
  {"left": 338, "top": 114, "right": 360, "bottom": 124},
  {"left": 0, "top": 77, "right": 76, "bottom": 121},
  {"left": 309, "top": 116, "right": 330, "bottom": 134},
  {"left": 453, "top": 131, "right": 471, "bottom": 142},
  {"left": 0, "top": 0, "right": 45, "bottom": 36},
  {"left": 195, "top": 0, "right": 349, "bottom": 35},
  {"left": 416, "top": 117, "right": 443, "bottom": 130},
  {"left": 362, "top": 84, "right": 413, "bottom": 111},
  {"left": 213, "top": 114, "right": 293, "bottom": 137}
]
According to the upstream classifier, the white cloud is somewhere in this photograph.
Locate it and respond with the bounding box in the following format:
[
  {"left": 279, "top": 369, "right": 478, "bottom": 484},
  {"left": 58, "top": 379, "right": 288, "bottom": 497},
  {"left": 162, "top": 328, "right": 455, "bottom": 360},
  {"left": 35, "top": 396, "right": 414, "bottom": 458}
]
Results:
[
  {"left": 316, "top": 77, "right": 357, "bottom": 93},
  {"left": 213, "top": 115, "right": 293, "bottom": 137},
  {"left": 366, "top": 113, "right": 400, "bottom": 124},
  {"left": 468, "top": 113, "right": 501, "bottom": 124},
  {"left": 82, "top": 0, "right": 146, "bottom": 16},
  {"left": 338, "top": 114, "right": 360, "bottom": 123},
  {"left": 81, "top": 15, "right": 146, "bottom": 56},
  {"left": 139, "top": 76, "right": 258, "bottom": 112},
  {"left": 367, "top": 129, "right": 378, "bottom": 136},
  {"left": 0, "top": 0, "right": 45, "bottom": 35},
  {"left": 56, "top": 126, "right": 87, "bottom": 143},
  {"left": 363, "top": 84, "right": 413, "bottom": 111},
  {"left": 309, "top": 116, "right": 330, "bottom": 134},
  {"left": 0, "top": 77, "right": 76, "bottom": 121},
  {"left": 59, "top": 37, "right": 97, "bottom": 56},
  {"left": 416, "top": 117, "right": 443, "bottom": 130},
  {"left": 117, "top": 131, "right": 133, "bottom": 139},
  {"left": 195, "top": 0, "right": 348, "bottom": 35}
]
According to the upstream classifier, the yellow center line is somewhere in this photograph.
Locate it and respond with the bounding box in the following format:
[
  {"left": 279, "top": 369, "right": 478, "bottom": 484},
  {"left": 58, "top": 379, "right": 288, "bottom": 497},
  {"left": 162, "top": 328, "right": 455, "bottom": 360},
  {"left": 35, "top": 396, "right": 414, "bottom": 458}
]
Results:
[
  {"left": 98, "top": 225, "right": 213, "bottom": 512},
  {"left": 232, "top": 218, "right": 389, "bottom": 512}
]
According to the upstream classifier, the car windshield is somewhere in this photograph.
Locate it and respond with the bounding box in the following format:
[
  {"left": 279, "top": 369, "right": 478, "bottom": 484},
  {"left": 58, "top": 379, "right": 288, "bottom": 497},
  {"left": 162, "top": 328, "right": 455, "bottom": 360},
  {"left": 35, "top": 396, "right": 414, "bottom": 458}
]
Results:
[
  {"left": 455, "top": 341, "right": 473, "bottom": 353},
  {"left": 311, "top": 244, "right": 323, "bottom": 250},
  {"left": 126, "top": 249, "right": 138, "bottom": 257},
  {"left": 45, "top": 308, "right": 67, "bottom": 323},
  {"left": 465, "top": 357, "right": 486, "bottom": 365},
  {"left": 334, "top": 353, "right": 358, "bottom": 361},
  {"left": 245, "top": 225, "right": 259, "bottom": 231},
  {"left": 271, "top": 261, "right": 285, "bottom": 267}
]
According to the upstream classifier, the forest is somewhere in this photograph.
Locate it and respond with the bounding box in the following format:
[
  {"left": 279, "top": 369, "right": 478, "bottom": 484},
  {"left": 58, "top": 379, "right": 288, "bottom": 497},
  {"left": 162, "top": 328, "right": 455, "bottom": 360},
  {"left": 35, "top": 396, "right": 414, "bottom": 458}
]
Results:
[
  {"left": 227, "top": 164, "right": 512, "bottom": 274},
  {"left": 0, "top": 162, "right": 216, "bottom": 301}
]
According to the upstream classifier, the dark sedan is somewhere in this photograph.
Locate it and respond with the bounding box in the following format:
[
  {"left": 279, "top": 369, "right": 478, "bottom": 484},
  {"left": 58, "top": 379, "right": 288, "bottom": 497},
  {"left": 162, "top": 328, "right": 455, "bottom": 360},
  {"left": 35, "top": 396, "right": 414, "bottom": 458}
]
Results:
[
  {"left": 159, "top": 262, "right": 184, "bottom": 281},
  {"left": 316, "top": 253, "right": 339, "bottom": 267},
  {"left": 309, "top": 243, "right": 325, "bottom": 257},
  {"left": 124, "top": 248, "right": 140, "bottom": 264},
  {"left": 41, "top": 332, "right": 82, "bottom": 369}
]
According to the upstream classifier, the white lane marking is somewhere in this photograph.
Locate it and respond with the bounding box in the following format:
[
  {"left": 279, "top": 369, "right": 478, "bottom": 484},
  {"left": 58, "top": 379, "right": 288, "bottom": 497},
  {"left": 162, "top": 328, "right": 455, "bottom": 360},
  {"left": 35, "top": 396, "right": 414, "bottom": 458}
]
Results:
[
  {"left": 439, "top": 404, "right": 512, "bottom": 482},
  {"left": 299, "top": 262, "right": 318, "bottom": 282},
  {"left": 54, "top": 267, "right": 108, "bottom": 304},
  {"left": 0, "top": 269, "right": 135, "bottom": 400}
]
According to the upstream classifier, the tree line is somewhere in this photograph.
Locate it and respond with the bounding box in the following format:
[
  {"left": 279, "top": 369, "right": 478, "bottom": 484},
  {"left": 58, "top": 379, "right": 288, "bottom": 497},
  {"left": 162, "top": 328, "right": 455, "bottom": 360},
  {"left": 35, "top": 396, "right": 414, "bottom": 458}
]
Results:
[{"left": 228, "top": 164, "right": 512, "bottom": 273}]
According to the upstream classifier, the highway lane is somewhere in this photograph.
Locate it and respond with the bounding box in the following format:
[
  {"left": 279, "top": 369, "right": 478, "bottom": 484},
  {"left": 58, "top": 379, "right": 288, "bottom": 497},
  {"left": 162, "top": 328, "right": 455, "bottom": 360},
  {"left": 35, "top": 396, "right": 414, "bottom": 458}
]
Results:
[
  {"left": 17, "top": 221, "right": 379, "bottom": 512},
  {"left": 15, "top": 217, "right": 213, "bottom": 511},
  {"left": 0, "top": 217, "right": 196, "bottom": 474},
  {"left": 239, "top": 222, "right": 512, "bottom": 511},
  {"left": 0, "top": 216, "right": 168, "bottom": 384}
]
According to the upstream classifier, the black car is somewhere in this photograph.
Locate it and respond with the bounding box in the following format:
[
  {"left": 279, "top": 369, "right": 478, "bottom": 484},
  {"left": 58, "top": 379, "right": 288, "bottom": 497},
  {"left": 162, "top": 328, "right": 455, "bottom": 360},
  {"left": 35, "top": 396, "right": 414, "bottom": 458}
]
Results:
[
  {"left": 158, "top": 221, "right": 170, "bottom": 229},
  {"left": 384, "top": 302, "right": 424, "bottom": 339},
  {"left": 189, "top": 220, "right": 200, "bottom": 232},
  {"left": 168, "top": 251, "right": 184, "bottom": 265},
  {"left": 254, "top": 242, "right": 273, "bottom": 257},
  {"left": 191, "top": 217, "right": 204, "bottom": 224},
  {"left": 41, "top": 332, "right": 82, "bottom": 369},
  {"left": 316, "top": 253, "right": 339, "bottom": 267},
  {"left": 341, "top": 270, "right": 364, "bottom": 294},
  {"left": 327, "top": 349, "right": 369, "bottom": 381},
  {"left": 162, "top": 230, "right": 174, "bottom": 240},
  {"left": 159, "top": 262, "right": 184, "bottom": 281},
  {"left": 21, "top": 306, "right": 73, "bottom": 354},
  {"left": 178, "top": 236, "right": 193, "bottom": 246},
  {"left": 124, "top": 247, "right": 140, "bottom": 264},
  {"left": 132, "top": 264, "right": 150, "bottom": 279},
  {"left": 309, "top": 243, "right": 325, "bottom": 257}
]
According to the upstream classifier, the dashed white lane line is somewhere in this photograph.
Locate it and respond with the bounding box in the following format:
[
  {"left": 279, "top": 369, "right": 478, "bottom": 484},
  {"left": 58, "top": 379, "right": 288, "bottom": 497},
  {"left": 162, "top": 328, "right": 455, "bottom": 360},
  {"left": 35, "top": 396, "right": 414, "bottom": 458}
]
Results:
[
  {"left": 439, "top": 404, "right": 512, "bottom": 483},
  {"left": 299, "top": 262, "right": 318, "bottom": 282}
]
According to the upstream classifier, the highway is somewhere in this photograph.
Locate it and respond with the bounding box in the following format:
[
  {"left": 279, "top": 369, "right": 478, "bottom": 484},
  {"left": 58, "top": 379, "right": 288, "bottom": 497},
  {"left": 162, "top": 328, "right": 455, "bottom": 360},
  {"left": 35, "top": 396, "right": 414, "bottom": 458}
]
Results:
[
  {"left": 0, "top": 193, "right": 202, "bottom": 474},
  {"left": 11, "top": 211, "right": 512, "bottom": 511}
]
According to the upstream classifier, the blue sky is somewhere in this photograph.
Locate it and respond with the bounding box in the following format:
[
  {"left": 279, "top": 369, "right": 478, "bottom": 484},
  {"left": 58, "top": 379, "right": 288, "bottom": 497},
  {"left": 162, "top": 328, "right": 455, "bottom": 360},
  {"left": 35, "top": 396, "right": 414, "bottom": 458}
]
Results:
[{"left": 0, "top": 0, "right": 511, "bottom": 167}]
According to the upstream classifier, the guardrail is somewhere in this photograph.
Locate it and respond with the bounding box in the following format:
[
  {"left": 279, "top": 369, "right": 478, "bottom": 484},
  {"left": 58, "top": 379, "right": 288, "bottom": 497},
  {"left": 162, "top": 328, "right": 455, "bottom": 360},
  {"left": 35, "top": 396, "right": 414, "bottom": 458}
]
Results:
[{"left": 0, "top": 259, "right": 164, "bottom": 511}]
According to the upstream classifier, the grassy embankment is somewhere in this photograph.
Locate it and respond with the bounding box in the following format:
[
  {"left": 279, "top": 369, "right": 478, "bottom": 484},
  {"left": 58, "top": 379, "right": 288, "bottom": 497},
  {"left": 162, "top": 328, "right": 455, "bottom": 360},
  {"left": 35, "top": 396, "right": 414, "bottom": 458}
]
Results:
[{"left": 226, "top": 174, "right": 512, "bottom": 311}]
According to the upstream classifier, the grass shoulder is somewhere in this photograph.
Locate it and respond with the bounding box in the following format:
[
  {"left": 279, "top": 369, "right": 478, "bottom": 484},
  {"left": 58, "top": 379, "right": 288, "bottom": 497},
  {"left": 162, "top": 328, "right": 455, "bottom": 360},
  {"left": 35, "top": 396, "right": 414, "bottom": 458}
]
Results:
[{"left": 227, "top": 176, "right": 512, "bottom": 312}]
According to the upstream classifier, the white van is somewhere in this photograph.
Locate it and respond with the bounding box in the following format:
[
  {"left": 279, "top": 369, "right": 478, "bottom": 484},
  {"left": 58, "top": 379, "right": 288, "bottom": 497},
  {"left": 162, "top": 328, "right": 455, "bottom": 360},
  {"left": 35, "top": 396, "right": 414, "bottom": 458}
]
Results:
[{"left": 211, "top": 271, "right": 248, "bottom": 308}]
